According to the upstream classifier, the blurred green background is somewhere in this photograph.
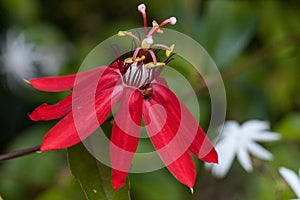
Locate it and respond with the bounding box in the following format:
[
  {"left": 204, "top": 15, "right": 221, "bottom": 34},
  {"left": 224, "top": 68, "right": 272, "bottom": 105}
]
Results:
[{"left": 0, "top": 0, "right": 299, "bottom": 199}]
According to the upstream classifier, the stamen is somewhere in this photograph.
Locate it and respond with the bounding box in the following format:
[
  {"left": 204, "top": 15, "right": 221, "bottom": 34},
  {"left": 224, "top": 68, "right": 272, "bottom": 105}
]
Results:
[
  {"left": 132, "top": 47, "right": 142, "bottom": 60},
  {"left": 117, "top": 31, "right": 126, "bottom": 36},
  {"left": 134, "top": 55, "right": 145, "bottom": 62},
  {"left": 152, "top": 44, "right": 172, "bottom": 51},
  {"left": 148, "top": 50, "right": 157, "bottom": 64},
  {"left": 144, "top": 62, "right": 154, "bottom": 68},
  {"left": 152, "top": 20, "right": 163, "bottom": 34},
  {"left": 147, "top": 17, "right": 177, "bottom": 37},
  {"left": 144, "top": 62, "right": 165, "bottom": 69},
  {"left": 166, "top": 44, "right": 175, "bottom": 57},
  {"left": 126, "top": 55, "right": 146, "bottom": 63},
  {"left": 138, "top": 4, "right": 148, "bottom": 35},
  {"left": 118, "top": 31, "right": 141, "bottom": 44},
  {"left": 124, "top": 57, "right": 134, "bottom": 64}
]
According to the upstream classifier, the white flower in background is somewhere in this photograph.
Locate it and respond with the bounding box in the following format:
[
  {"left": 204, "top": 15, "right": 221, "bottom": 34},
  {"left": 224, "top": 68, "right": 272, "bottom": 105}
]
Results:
[
  {"left": 279, "top": 167, "right": 300, "bottom": 200},
  {"left": 1, "top": 30, "right": 39, "bottom": 80},
  {"left": 0, "top": 29, "right": 70, "bottom": 88},
  {"left": 205, "top": 120, "right": 280, "bottom": 178},
  {"left": 34, "top": 45, "right": 69, "bottom": 75}
]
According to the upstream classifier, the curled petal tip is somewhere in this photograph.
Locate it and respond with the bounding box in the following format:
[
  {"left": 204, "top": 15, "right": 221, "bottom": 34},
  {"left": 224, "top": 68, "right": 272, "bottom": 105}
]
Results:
[
  {"left": 28, "top": 113, "right": 36, "bottom": 121},
  {"left": 213, "top": 156, "right": 219, "bottom": 164},
  {"left": 200, "top": 148, "right": 219, "bottom": 164},
  {"left": 28, "top": 111, "right": 41, "bottom": 122},
  {"left": 208, "top": 154, "right": 219, "bottom": 164},
  {"left": 138, "top": 3, "right": 146, "bottom": 12},
  {"left": 190, "top": 187, "right": 194, "bottom": 194},
  {"left": 23, "top": 79, "right": 30, "bottom": 84},
  {"left": 112, "top": 182, "right": 123, "bottom": 191},
  {"left": 169, "top": 17, "right": 177, "bottom": 25},
  {"left": 113, "top": 185, "right": 119, "bottom": 190}
]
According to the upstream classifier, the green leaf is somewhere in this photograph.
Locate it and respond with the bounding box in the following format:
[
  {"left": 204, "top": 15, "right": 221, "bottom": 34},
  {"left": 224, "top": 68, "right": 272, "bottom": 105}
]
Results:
[
  {"left": 275, "top": 112, "right": 300, "bottom": 139},
  {"left": 67, "top": 142, "right": 131, "bottom": 200}
]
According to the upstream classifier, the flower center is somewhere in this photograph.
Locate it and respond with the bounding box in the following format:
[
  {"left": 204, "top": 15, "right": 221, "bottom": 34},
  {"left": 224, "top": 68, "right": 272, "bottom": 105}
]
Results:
[
  {"left": 118, "top": 3, "right": 177, "bottom": 96},
  {"left": 122, "top": 61, "right": 153, "bottom": 88}
]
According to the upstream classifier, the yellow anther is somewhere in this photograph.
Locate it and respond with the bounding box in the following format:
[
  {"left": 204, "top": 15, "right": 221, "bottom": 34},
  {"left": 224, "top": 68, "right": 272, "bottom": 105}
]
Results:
[
  {"left": 118, "top": 31, "right": 126, "bottom": 36},
  {"left": 152, "top": 20, "right": 159, "bottom": 27},
  {"left": 156, "top": 62, "right": 166, "bottom": 67},
  {"left": 118, "top": 31, "right": 134, "bottom": 36},
  {"left": 144, "top": 62, "right": 155, "bottom": 68},
  {"left": 152, "top": 20, "right": 163, "bottom": 34},
  {"left": 145, "top": 62, "right": 165, "bottom": 68},
  {"left": 124, "top": 57, "right": 134, "bottom": 64},
  {"left": 166, "top": 44, "right": 175, "bottom": 57},
  {"left": 134, "top": 55, "right": 146, "bottom": 62},
  {"left": 125, "top": 56, "right": 145, "bottom": 64}
]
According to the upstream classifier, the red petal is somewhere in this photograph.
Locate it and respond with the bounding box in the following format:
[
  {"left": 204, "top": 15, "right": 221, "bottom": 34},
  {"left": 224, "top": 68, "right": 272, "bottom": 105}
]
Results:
[
  {"left": 167, "top": 152, "right": 196, "bottom": 188},
  {"left": 40, "top": 85, "right": 123, "bottom": 151},
  {"left": 187, "top": 120, "right": 218, "bottom": 163},
  {"left": 30, "top": 67, "right": 121, "bottom": 122},
  {"left": 151, "top": 83, "right": 217, "bottom": 163},
  {"left": 29, "top": 94, "right": 72, "bottom": 121},
  {"left": 40, "top": 113, "right": 79, "bottom": 151},
  {"left": 176, "top": 100, "right": 218, "bottom": 163},
  {"left": 111, "top": 88, "right": 143, "bottom": 190},
  {"left": 29, "top": 66, "right": 109, "bottom": 92},
  {"left": 29, "top": 73, "right": 77, "bottom": 92},
  {"left": 143, "top": 83, "right": 196, "bottom": 187}
]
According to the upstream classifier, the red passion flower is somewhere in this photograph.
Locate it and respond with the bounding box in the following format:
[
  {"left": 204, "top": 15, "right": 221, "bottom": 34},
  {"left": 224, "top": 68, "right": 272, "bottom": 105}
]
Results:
[{"left": 29, "top": 3, "right": 218, "bottom": 190}]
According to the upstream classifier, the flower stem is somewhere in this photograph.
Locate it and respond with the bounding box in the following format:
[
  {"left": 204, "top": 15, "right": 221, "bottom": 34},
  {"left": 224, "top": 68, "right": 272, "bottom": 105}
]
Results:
[{"left": 0, "top": 145, "right": 41, "bottom": 162}]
